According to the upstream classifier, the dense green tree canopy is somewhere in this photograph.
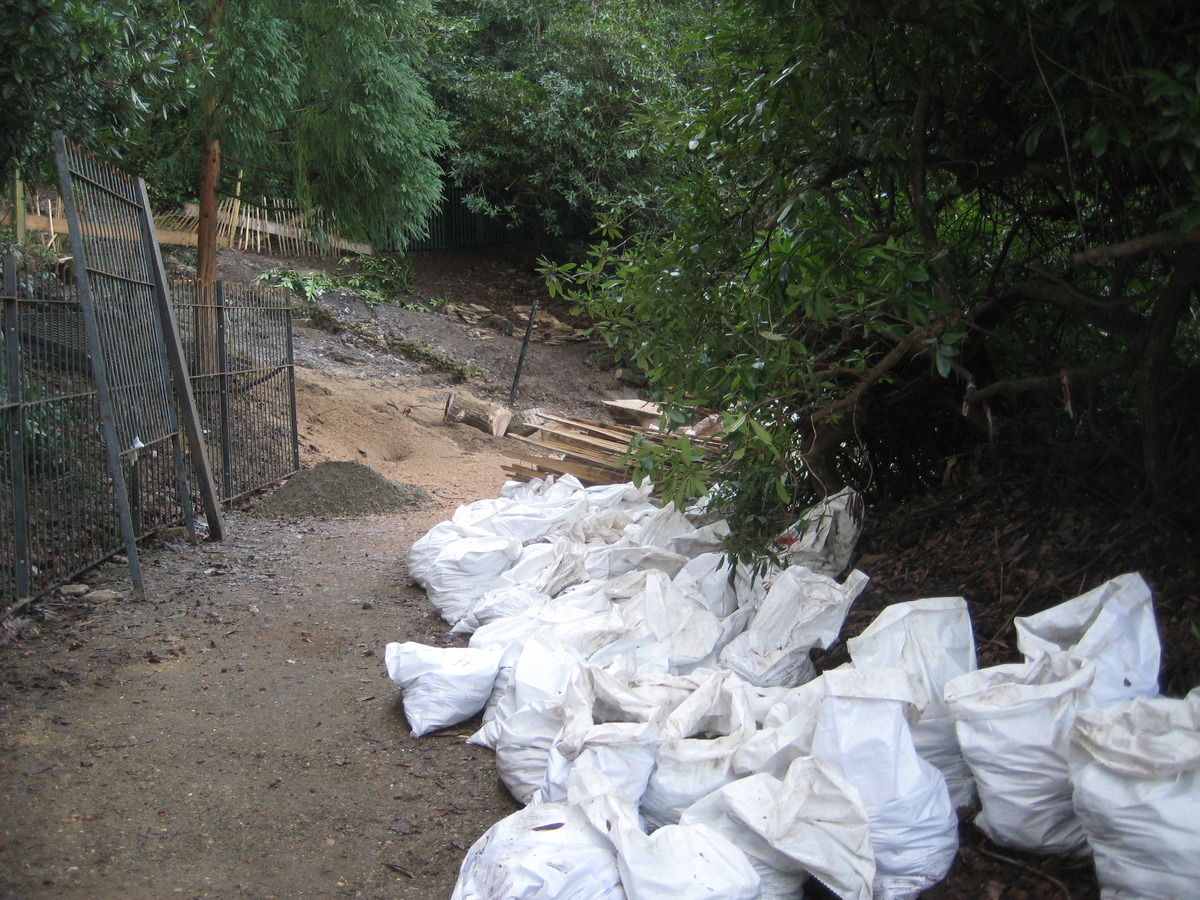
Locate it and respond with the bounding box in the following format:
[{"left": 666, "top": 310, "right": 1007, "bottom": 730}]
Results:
[
  {"left": 143, "top": 0, "right": 450, "bottom": 250},
  {"left": 0, "top": 0, "right": 200, "bottom": 181},
  {"left": 552, "top": 0, "right": 1200, "bottom": 557},
  {"left": 428, "top": 0, "right": 710, "bottom": 246}
]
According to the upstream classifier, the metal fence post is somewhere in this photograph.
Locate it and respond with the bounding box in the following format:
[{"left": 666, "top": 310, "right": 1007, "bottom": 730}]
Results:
[
  {"left": 3, "top": 254, "right": 31, "bottom": 601},
  {"left": 285, "top": 293, "right": 300, "bottom": 473},
  {"left": 216, "top": 281, "right": 234, "bottom": 502}
]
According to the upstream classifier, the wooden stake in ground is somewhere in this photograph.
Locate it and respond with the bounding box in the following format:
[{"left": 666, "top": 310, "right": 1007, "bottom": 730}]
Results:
[{"left": 444, "top": 391, "right": 513, "bottom": 436}]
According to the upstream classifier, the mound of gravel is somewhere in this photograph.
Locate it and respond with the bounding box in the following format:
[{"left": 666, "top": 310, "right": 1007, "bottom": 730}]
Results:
[{"left": 248, "top": 461, "right": 430, "bottom": 518}]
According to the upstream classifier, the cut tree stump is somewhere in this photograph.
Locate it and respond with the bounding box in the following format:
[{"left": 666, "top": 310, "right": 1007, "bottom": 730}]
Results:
[{"left": 443, "top": 391, "right": 513, "bottom": 436}]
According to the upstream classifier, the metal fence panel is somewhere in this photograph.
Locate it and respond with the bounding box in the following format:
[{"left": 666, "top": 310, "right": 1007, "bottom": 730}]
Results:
[
  {"left": 2, "top": 255, "right": 125, "bottom": 607},
  {"left": 408, "top": 186, "right": 511, "bottom": 251},
  {"left": 172, "top": 279, "right": 299, "bottom": 503}
]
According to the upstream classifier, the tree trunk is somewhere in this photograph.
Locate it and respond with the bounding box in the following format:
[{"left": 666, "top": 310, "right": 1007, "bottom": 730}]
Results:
[
  {"left": 193, "top": 0, "right": 225, "bottom": 377},
  {"left": 1137, "top": 252, "right": 1198, "bottom": 503}
]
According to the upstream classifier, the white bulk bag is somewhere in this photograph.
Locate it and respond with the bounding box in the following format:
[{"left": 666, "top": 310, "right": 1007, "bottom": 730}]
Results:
[
  {"left": 467, "top": 602, "right": 599, "bottom": 742},
  {"left": 451, "top": 802, "right": 625, "bottom": 900},
  {"left": 1069, "top": 690, "right": 1200, "bottom": 900},
  {"left": 406, "top": 520, "right": 493, "bottom": 588},
  {"left": 498, "top": 537, "right": 589, "bottom": 598},
  {"left": 472, "top": 625, "right": 605, "bottom": 749},
  {"left": 573, "top": 769, "right": 761, "bottom": 900},
  {"left": 810, "top": 668, "right": 957, "bottom": 900},
  {"left": 501, "top": 473, "right": 587, "bottom": 503},
  {"left": 485, "top": 495, "right": 590, "bottom": 543},
  {"left": 944, "top": 657, "right": 1094, "bottom": 855},
  {"left": 585, "top": 541, "right": 690, "bottom": 580},
  {"left": 773, "top": 487, "right": 863, "bottom": 577},
  {"left": 847, "top": 596, "right": 978, "bottom": 807},
  {"left": 534, "top": 668, "right": 662, "bottom": 806},
  {"left": 584, "top": 479, "right": 655, "bottom": 512},
  {"left": 1014, "top": 572, "right": 1160, "bottom": 707},
  {"left": 719, "top": 567, "right": 869, "bottom": 687},
  {"left": 424, "top": 533, "right": 524, "bottom": 626},
  {"left": 493, "top": 698, "right": 571, "bottom": 805},
  {"left": 680, "top": 756, "right": 876, "bottom": 900},
  {"left": 450, "top": 585, "right": 552, "bottom": 636},
  {"left": 673, "top": 552, "right": 740, "bottom": 618},
  {"left": 614, "top": 571, "right": 722, "bottom": 672},
  {"left": 734, "top": 676, "right": 830, "bottom": 778},
  {"left": 641, "top": 669, "right": 757, "bottom": 828},
  {"left": 384, "top": 642, "right": 503, "bottom": 737},
  {"left": 629, "top": 503, "right": 698, "bottom": 550}
]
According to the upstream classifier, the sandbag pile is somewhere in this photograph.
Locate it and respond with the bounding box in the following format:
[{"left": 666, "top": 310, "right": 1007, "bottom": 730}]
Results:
[{"left": 384, "top": 476, "right": 1196, "bottom": 900}]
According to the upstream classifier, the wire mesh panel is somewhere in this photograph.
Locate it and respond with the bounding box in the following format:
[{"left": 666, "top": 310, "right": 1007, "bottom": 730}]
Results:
[
  {"left": 55, "top": 143, "right": 178, "bottom": 453},
  {"left": 172, "top": 279, "right": 299, "bottom": 503},
  {"left": 2, "top": 255, "right": 124, "bottom": 611}
]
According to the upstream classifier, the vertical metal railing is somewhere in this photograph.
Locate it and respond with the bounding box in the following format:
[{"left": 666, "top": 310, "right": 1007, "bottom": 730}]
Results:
[
  {"left": 1, "top": 252, "right": 126, "bottom": 611},
  {"left": 171, "top": 279, "right": 299, "bottom": 505}
]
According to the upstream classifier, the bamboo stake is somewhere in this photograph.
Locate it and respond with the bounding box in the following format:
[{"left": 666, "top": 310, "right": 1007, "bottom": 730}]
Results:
[{"left": 229, "top": 170, "right": 244, "bottom": 249}]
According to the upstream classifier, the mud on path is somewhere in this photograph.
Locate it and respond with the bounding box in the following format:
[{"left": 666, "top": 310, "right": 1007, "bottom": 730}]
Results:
[{"left": 1, "top": 248, "right": 1195, "bottom": 899}]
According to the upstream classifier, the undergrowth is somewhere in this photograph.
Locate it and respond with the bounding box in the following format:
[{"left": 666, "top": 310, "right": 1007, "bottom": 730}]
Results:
[{"left": 257, "top": 254, "right": 441, "bottom": 311}]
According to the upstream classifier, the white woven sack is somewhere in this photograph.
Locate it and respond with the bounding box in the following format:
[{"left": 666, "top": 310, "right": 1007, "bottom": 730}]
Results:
[
  {"left": 383, "top": 642, "right": 503, "bottom": 737},
  {"left": 1069, "top": 690, "right": 1200, "bottom": 899},
  {"left": 847, "top": 596, "right": 978, "bottom": 807},
  {"left": 810, "top": 667, "right": 957, "bottom": 900},
  {"left": 679, "top": 756, "right": 876, "bottom": 900},
  {"left": 1014, "top": 572, "right": 1160, "bottom": 708},
  {"left": 944, "top": 657, "right": 1094, "bottom": 855},
  {"left": 451, "top": 802, "right": 625, "bottom": 900}
]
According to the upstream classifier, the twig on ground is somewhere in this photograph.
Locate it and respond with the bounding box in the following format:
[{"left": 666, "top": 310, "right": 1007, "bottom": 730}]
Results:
[{"left": 970, "top": 843, "right": 1075, "bottom": 900}]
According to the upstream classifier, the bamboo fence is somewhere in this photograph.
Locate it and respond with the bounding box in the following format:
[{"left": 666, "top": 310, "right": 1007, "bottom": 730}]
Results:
[{"left": 3, "top": 189, "right": 371, "bottom": 258}]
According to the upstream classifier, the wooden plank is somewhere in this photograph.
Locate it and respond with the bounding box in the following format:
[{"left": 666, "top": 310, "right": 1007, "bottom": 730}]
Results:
[
  {"left": 510, "top": 435, "right": 627, "bottom": 473},
  {"left": 541, "top": 413, "right": 642, "bottom": 442},
  {"left": 536, "top": 423, "right": 633, "bottom": 455},
  {"left": 532, "top": 430, "right": 631, "bottom": 456},
  {"left": 502, "top": 452, "right": 624, "bottom": 485}
]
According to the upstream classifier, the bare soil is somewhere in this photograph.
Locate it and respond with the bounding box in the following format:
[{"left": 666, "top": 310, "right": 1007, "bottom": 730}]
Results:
[{"left": 1, "top": 247, "right": 1196, "bottom": 900}]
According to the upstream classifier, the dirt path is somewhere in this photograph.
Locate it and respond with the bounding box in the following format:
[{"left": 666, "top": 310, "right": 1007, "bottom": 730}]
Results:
[{"left": 0, "top": 249, "right": 565, "bottom": 899}]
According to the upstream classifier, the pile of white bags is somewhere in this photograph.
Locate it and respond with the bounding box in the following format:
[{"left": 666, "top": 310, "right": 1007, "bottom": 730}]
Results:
[{"left": 387, "top": 476, "right": 1190, "bottom": 900}]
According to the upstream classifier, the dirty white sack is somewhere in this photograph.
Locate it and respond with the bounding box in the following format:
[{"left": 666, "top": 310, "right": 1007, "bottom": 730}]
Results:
[
  {"left": 1015, "top": 572, "right": 1160, "bottom": 708},
  {"left": 450, "top": 801, "right": 625, "bottom": 900},
  {"left": 944, "top": 657, "right": 1094, "bottom": 855},
  {"left": 719, "top": 567, "right": 869, "bottom": 687},
  {"left": 1068, "top": 689, "right": 1200, "bottom": 900},
  {"left": 773, "top": 487, "right": 864, "bottom": 577},
  {"left": 384, "top": 642, "right": 503, "bottom": 737},
  {"left": 573, "top": 769, "right": 762, "bottom": 900},
  {"left": 640, "top": 669, "right": 757, "bottom": 828},
  {"left": 847, "top": 596, "right": 978, "bottom": 808},
  {"left": 679, "top": 756, "right": 876, "bottom": 900},
  {"left": 810, "top": 667, "right": 957, "bottom": 900}
]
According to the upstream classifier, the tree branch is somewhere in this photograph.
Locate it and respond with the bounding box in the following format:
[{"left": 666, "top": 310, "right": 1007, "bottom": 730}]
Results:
[
  {"left": 1070, "top": 229, "right": 1200, "bottom": 267},
  {"left": 963, "top": 352, "right": 1140, "bottom": 405}
]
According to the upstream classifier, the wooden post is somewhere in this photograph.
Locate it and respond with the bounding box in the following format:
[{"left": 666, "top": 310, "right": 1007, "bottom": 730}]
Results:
[{"left": 11, "top": 171, "right": 26, "bottom": 245}]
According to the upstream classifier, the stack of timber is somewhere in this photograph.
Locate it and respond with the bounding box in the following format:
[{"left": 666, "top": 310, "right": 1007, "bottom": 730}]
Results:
[{"left": 502, "top": 413, "right": 724, "bottom": 487}]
